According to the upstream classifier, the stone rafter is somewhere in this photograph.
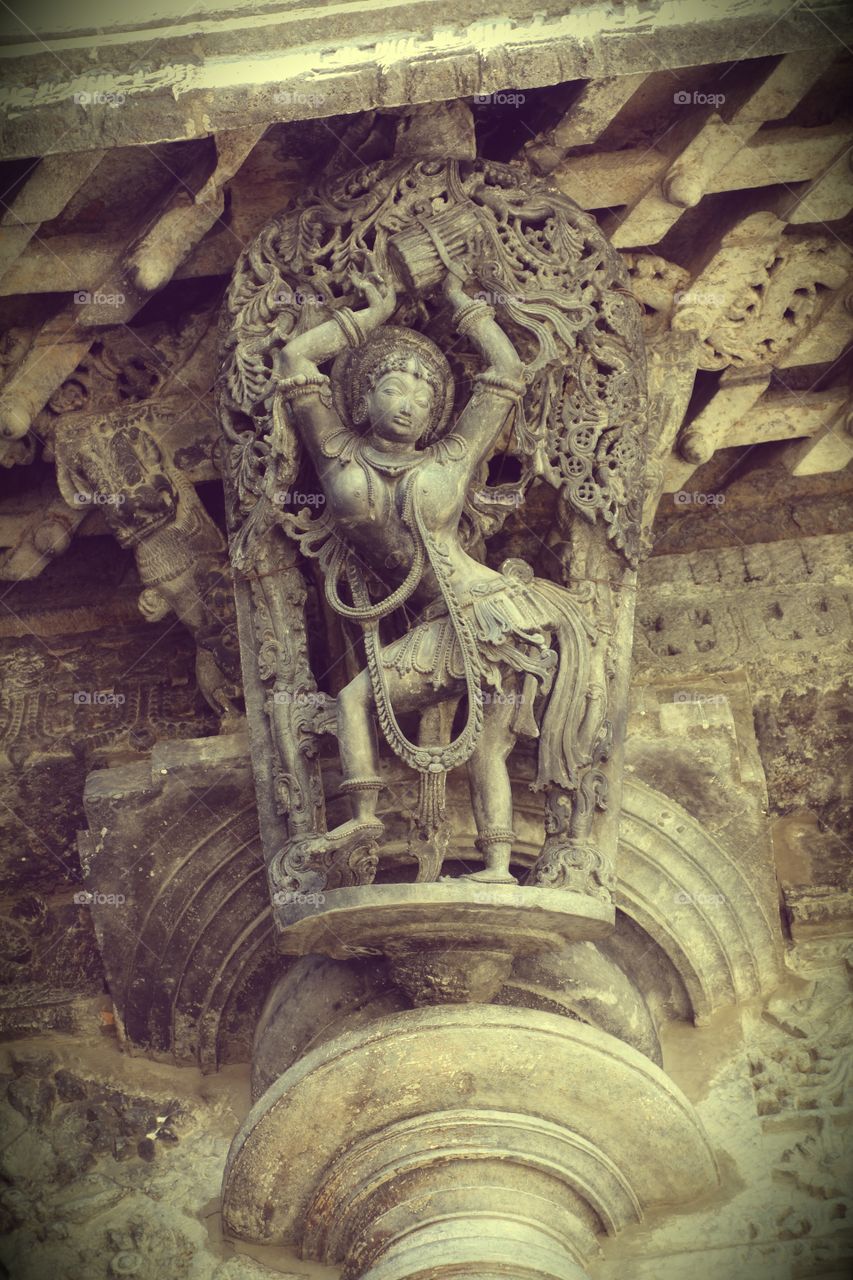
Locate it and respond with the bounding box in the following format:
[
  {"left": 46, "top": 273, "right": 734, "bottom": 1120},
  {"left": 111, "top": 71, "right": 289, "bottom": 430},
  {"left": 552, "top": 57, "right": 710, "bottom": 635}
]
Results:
[
  {"left": 0, "top": 149, "right": 105, "bottom": 279},
  {"left": 0, "top": 128, "right": 263, "bottom": 442},
  {"left": 608, "top": 52, "right": 835, "bottom": 248},
  {"left": 0, "top": 53, "right": 847, "bottom": 508}
]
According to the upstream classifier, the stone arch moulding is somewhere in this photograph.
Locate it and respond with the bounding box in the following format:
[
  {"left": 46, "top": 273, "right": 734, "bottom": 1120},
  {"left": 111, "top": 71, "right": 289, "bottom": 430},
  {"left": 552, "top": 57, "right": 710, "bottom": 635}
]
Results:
[
  {"left": 80, "top": 734, "right": 289, "bottom": 1072},
  {"left": 80, "top": 743, "right": 782, "bottom": 1071},
  {"left": 617, "top": 775, "right": 782, "bottom": 1022}
]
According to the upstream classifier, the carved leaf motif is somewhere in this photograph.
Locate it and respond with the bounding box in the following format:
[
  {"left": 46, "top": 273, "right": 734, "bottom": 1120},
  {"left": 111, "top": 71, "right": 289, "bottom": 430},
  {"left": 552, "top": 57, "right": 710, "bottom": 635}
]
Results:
[{"left": 225, "top": 340, "right": 271, "bottom": 411}]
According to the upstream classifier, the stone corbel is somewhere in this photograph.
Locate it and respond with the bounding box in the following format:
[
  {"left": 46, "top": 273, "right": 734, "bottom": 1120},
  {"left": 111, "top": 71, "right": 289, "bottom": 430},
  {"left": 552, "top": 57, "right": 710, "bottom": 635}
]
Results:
[{"left": 53, "top": 414, "right": 242, "bottom": 727}]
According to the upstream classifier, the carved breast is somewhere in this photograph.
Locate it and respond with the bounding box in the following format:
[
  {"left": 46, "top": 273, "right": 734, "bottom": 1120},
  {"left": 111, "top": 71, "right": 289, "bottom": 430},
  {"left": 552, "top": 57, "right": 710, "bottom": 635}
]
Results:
[
  {"left": 326, "top": 462, "right": 376, "bottom": 528},
  {"left": 412, "top": 461, "right": 466, "bottom": 529}
]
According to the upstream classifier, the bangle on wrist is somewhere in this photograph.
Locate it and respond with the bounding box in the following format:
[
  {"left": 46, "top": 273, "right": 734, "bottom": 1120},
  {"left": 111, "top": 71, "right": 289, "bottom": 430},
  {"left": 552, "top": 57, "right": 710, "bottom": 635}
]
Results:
[
  {"left": 332, "top": 306, "right": 365, "bottom": 349},
  {"left": 474, "top": 369, "right": 526, "bottom": 397},
  {"left": 453, "top": 299, "right": 495, "bottom": 336},
  {"left": 276, "top": 371, "right": 331, "bottom": 401}
]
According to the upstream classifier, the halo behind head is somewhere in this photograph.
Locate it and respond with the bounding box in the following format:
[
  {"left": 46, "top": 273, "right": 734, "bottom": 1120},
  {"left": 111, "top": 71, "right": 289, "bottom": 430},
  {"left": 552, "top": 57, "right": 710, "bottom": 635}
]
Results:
[{"left": 332, "top": 325, "right": 455, "bottom": 445}]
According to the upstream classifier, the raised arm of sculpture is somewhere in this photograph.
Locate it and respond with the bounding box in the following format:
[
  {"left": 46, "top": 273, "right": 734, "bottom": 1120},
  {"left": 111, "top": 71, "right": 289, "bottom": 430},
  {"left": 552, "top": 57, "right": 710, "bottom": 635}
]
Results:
[
  {"left": 270, "top": 267, "right": 396, "bottom": 463},
  {"left": 441, "top": 268, "right": 527, "bottom": 471}
]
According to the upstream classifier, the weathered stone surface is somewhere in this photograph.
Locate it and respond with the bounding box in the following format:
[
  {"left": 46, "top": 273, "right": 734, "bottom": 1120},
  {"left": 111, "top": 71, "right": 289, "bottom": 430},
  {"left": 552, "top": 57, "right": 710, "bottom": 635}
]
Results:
[
  {"left": 224, "top": 1005, "right": 718, "bottom": 1276},
  {"left": 595, "top": 936, "right": 853, "bottom": 1279},
  {"left": 80, "top": 733, "right": 287, "bottom": 1071},
  {"left": 3, "top": 1, "right": 850, "bottom": 159},
  {"left": 0, "top": 1035, "right": 324, "bottom": 1280},
  {"left": 0, "top": 22, "right": 850, "bottom": 1278},
  {"left": 633, "top": 525, "right": 852, "bottom": 910}
]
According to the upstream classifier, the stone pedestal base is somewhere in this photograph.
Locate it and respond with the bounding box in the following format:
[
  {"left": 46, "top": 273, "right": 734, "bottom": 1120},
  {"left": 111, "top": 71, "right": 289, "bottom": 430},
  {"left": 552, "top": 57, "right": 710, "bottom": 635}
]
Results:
[
  {"left": 273, "top": 882, "right": 614, "bottom": 1002},
  {"left": 223, "top": 1006, "right": 717, "bottom": 1279}
]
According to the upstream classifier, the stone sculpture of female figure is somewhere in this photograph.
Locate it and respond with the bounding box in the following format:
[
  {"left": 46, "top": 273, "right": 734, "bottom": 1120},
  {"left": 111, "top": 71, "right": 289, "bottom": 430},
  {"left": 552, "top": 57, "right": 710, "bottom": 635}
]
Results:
[{"left": 274, "top": 261, "right": 593, "bottom": 884}]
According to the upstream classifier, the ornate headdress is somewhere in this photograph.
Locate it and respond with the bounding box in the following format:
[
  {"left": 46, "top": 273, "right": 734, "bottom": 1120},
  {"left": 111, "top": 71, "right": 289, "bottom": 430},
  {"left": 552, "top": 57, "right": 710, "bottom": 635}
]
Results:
[{"left": 332, "top": 325, "right": 455, "bottom": 445}]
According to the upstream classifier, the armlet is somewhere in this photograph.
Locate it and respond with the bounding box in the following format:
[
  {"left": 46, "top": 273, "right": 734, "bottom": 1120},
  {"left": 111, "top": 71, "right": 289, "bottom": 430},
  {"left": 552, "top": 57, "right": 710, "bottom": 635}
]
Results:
[
  {"left": 474, "top": 370, "right": 526, "bottom": 399},
  {"left": 276, "top": 372, "right": 332, "bottom": 406}
]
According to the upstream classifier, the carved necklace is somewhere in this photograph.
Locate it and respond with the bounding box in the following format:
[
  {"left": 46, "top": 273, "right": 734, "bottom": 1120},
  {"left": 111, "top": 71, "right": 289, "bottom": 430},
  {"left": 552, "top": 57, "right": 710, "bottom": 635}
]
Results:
[
  {"left": 359, "top": 441, "right": 423, "bottom": 475},
  {"left": 322, "top": 430, "right": 465, "bottom": 517},
  {"left": 285, "top": 468, "right": 486, "bottom": 831}
]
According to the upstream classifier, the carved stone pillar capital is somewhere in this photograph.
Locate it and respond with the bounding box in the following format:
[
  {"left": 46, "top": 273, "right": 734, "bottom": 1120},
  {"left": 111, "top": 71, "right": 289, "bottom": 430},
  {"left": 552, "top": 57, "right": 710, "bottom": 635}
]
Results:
[{"left": 272, "top": 878, "right": 614, "bottom": 1004}]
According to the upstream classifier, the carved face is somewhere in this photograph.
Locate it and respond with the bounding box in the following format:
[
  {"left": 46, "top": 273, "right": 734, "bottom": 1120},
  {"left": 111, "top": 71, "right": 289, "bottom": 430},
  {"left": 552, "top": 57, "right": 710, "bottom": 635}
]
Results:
[{"left": 364, "top": 359, "right": 435, "bottom": 445}]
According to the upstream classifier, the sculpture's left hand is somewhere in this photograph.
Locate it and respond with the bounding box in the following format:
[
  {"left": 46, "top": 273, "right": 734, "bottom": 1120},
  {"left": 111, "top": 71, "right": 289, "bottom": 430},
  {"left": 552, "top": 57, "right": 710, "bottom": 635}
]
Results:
[{"left": 350, "top": 261, "right": 396, "bottom": 324}]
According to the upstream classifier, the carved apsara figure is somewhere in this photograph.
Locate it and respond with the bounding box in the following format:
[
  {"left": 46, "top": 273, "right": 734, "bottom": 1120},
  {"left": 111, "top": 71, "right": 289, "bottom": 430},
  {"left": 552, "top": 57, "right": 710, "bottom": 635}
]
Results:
[
  {"left": 220, "top": 156, "right": 647, "bottom": 897},
  {"left": 273, "top": 262, "right": 595, "bottom": 883}
]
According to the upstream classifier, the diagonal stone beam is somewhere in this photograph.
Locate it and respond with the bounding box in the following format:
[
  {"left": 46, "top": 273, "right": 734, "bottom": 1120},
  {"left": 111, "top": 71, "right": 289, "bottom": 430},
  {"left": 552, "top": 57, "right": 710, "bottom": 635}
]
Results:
[
  {"left": 523, "top": 72, "right": 650, "bottom": 173},
  {"left": 779, "top": 397, "right": 853, "bottom": 475},
  {"left": 605, "top": 51, "right": 836, "bottom": 248},
  {"left": 777, "top": 133, "right": 853, "bottom": 226},
  {"left": 550, "top": 120, "right": 852, "bottom": 213},
  {"left": 0, "top": 129, "right": 263, "bottom": 436},
  {"left": 0, "top": 150, "right": 104, "bottom": 280},
  {"left": 663, "top": 386, "right": 851, "bottom": 491}
]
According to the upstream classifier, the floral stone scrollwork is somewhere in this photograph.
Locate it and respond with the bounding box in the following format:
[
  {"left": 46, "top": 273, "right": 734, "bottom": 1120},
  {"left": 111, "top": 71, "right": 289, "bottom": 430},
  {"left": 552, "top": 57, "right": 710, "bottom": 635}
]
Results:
[{"left": 218, "top": 153, "right": 648, "bottom": 930}]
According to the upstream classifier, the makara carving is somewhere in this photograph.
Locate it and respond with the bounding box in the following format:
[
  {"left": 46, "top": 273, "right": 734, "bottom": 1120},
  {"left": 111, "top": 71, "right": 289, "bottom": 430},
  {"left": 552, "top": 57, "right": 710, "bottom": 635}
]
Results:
[
  {"left": 219, "top": 157, "right": 648, "bottom": 898},
  {"left": 54, "top": 418, "right": 242, "bottom": 727}
]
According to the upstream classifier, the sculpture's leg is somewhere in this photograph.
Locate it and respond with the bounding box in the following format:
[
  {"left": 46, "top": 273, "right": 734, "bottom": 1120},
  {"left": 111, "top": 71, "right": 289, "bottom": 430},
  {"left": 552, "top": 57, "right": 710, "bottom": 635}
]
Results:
[
  {"left": 337, "top": 669, "right": 383, "bottom": 823},
  {"left": 336, "top": 645, "right": 465, "bottom": 830},
  {"left": 274, "top": 657, "right": 465, "bottom": 892},
  {"left": 464, "top": 681, "right": 518, "bottom": 883}
]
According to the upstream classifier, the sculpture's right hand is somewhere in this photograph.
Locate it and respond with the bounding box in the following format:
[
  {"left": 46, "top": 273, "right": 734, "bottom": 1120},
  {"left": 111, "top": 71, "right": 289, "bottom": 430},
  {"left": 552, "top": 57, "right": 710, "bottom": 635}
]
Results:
[{"left": 443, "top": 269, "right": 470, "bottom": 309}]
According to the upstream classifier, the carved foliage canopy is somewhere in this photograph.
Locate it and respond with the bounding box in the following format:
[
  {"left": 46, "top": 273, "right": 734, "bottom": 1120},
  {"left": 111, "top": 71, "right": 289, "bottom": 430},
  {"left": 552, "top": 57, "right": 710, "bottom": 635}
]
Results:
[{"left": 218, "top": 157, "right": 649, "bottom": 566}]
